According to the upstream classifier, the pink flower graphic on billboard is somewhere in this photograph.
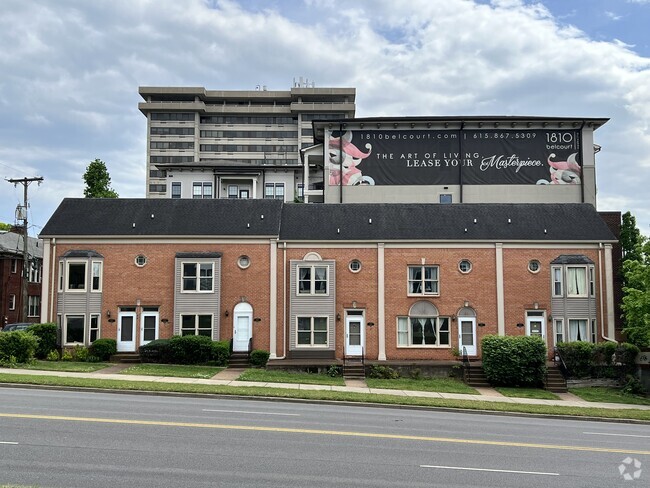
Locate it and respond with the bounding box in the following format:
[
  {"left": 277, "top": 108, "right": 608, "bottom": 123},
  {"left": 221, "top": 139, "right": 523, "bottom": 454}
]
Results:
[
  {"left": 537, "top": 153, "right": 581, "bottom": 185},
  {"left": 327, "top": 131, "right": 373, "bottom": 186}
]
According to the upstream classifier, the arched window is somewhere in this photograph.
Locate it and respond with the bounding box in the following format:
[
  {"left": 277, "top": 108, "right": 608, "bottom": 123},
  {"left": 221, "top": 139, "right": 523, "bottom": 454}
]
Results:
[{"left": 397, "top": 301, "right": 450, "bottom": 347}]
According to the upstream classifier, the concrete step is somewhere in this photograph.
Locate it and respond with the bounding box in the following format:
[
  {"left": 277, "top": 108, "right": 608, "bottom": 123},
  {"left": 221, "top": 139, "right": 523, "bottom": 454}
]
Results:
[{"left": 110, "top": 353, "right": 141, "bottom": 363}]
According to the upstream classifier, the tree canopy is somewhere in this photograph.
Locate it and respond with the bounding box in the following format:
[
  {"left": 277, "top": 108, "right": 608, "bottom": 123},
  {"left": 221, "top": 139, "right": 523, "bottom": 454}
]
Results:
[
  {"left": 620, "top": 212, "right": 650, "bottom": 347},
  {"left": 0, "top": 222, "right": 11, "bottom": 231},
  {"left": 83, "top": 159, "right": 119, "bottom": 198}
]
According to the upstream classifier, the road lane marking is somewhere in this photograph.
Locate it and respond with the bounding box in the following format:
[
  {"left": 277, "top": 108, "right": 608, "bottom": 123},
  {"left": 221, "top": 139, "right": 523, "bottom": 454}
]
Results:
[
  {"left": 421, "top": 465, "right": 559, "bottom": 476},
  {"left": 202, "top": 409, "right": 300, "bottom": 417},
  {"left": 584, "top": 432, "right": 650, "bottom": 439},
  {"left": 0, "top": 441, "right": 19, "bottom": 445},
  {"left": 1, "top": 412, "right": 650, "bottom": 456}
]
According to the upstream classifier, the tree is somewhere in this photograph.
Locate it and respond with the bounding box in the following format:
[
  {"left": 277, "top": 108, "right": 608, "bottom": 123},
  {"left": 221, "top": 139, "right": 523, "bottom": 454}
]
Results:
[
  {"left": 0, "top": 222, "right": 11, "bottom": 231},
  {"left": 83, "top": 159, "right": 119, "bottom": 198},
  {"left": 622, "top": 239, "right": 650, "bottom": 348},
  {"left": 620, "top": 211, "right": 643, "bottom": 264}
]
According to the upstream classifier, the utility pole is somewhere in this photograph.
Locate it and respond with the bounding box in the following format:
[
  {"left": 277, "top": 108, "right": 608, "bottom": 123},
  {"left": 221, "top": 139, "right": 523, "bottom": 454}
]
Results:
[{"left": 6, "top": 176, "right": 43, "bottom": 322}]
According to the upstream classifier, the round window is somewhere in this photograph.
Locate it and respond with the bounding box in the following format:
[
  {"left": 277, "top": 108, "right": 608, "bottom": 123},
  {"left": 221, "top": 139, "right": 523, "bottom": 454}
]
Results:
[
  {"left": 238, "top": 255, "right": 251, "bottom": 269},
  {"left": 135, "top": 255, "right": 147, "bottom": 267},
  {"left": 458, "top": 259, "right": 472, "bottom": 273},
  {"left": 349, "top": 259, "right": 362, "bottom": 273},
  {"left": 528, "top": 259, "right": 541, "bottom": 273}
]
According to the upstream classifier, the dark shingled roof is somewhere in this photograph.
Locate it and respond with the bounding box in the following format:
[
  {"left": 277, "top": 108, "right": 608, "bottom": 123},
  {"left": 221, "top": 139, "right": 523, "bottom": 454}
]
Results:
[
  {"left": 41, "top": 199, "right": 616, "bottom": 243},
  {"left": 175, "top": 252, "right": 222, "bottom": 258},
  {"left": 40, "top": 198, "right": 283, "bottom": 237},
  {"left": 279, "top": 203, "right": 616, "bottom": 242},
  {"left": 551, "top": 255, "right": 595, "bottom": 265},
  {"left": 62, "top": 250, "right": 103, "bottom": 258}
]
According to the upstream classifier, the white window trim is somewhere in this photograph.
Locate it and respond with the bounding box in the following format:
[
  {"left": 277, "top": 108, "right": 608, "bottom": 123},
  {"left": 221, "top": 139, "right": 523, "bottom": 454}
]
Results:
[
  {"left": 90, "top": 314, "right": 101, "bottom": 343},
  {"left": 11, "top": 258, "right": 18, "bottom": 274},
  {"left": 566, "top": 265, "right": 588, "bottom": 298},
  {"left": 171, "top": 181, "right": 182, "bottom": 198},
  {"left": 180, "top": 261, "right": 215, "bottom": 293},
  {"left": 458, "top": 260, "right": 472, "bottom": 274},
  {"left": 396, "top": 315, "right": 451, "bottom": 348},
  {"left": 551, "top": 266, "right": 563, "bottom": 297},
  {"left": 554, "top": 318, "right": 564, "bottom": 346},
  {"left": 58, "top": 261, "right": 64, "bottom": 292},
  {"left": 65, "top": 260, "right": 87, "bottom": 292},
  {"left": 407, "top": 265, "right": 440, "bottom": 297},
  {"left": 64, "top": 314, "right": 86, "bottom": 346},
  {"left": 180, "top": 313, "right": 213, "bottom": 336},
  {"left": 296, "top": 265, "right": 329, "bottom": 296},
  {"left": 567, "top": 317, "right": 590, "bottom": 342},
  {"left": 91, "top": 260, "right": 103, "bottom": 292},
  {"left": 295, "top": 316, "right": 329, "bottom": 348},
  {"left": 9, "top": 294, "right": 16, "bottom": 311},
  {"left": 28, "top": 296, "right": 40, "bottom": 317},
  {"left": 192, "top": 181, "right": 213, "bottom": 199},
  {"left": 588, "top": 266, "right": 595, "bottom": 297}
]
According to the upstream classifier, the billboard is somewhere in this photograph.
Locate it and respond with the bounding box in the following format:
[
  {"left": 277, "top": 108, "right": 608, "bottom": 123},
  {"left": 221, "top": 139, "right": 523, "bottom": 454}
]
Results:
[{"left": 326, "top": 129, "right": 582, "bottom": 186}]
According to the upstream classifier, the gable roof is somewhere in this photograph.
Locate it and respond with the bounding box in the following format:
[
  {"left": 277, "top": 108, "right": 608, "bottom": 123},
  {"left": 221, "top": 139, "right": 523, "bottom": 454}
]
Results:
[
  {"left": 279, "top": 203, "right": 616, "bottom": 242},
  {"left": 40, "top": 199, "right": 616, "bottom": 243},
  {"left": 0, "top": 231, "right": 43, "bottom": 258},
  {"left": 40, "top": 198, "right": 283, "bottom": 237}
]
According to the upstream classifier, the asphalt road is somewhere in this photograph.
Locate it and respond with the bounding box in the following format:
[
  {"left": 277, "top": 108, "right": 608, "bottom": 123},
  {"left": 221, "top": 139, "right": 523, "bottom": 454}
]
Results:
[{"left": 0, "top": 387, "right": 648, "bottom": 488}]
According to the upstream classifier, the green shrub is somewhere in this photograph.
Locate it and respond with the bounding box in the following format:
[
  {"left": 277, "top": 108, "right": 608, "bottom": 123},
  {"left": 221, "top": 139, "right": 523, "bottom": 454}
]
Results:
[
  {"left": 139, "top": 339, "right": 172, "bottom": 363},
  {"left": 71, "top": 346, "right": 89, "bottom": 362},
  {"left": 622, "top": 326, "right": 650, "bottom": 349},
  {"left": 168, "top": 335, "right": 214, "bottom": 364},
  {"left": 592, "top": 341, "right": 618, "bottom": 378},
  {"left": 0, "top": 331, "right": 39, "bottom": 363},
  {"left": 615, "top": 342, "right": 641, "bottom": 378},
  {"left": 327, "top": 364, "right": 342, "bottom": 377},
  {"left": 556, "top": 341, "right": 594, "bottom": 378},
  {"left": 210, "top": 341, "right": 230, "bottom": 366},
  {"left": 61, "top": 350, "right": 73, "bottom": 361},
  {"left": 250, "top": 349, "right": 270, "bottom": 368},
  {"left": 482, "top": 335, "right": 547, "bottom": 387},
  {"left": 46, "top": 350, "right": 60, "bottom": 361},
  {"left": 89, "top": 339, "right": 117, "bottom": 361},
  {"left": 27, "top": 323, "right": 57, "bottom": 359},
  {"left": 368, "top": 365, "right": 399, "bottom": 379},
  {"left": 621, "top": 374, "right": 645, "bottom": 396}
]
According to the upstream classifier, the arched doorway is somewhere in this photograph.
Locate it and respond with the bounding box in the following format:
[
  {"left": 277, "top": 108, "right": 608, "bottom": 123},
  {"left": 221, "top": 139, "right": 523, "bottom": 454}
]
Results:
[
  {"left": 232, "top": 302, "right": 253, "bottom": 352},
  {"left": 457, "top": 307, "right": 477, "bottom": 356}
]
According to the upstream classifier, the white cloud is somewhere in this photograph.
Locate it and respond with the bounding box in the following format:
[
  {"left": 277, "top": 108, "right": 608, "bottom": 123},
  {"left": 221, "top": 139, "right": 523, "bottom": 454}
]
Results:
[{"left": 0, "top": 0, "right": 649, "bottom": 233}]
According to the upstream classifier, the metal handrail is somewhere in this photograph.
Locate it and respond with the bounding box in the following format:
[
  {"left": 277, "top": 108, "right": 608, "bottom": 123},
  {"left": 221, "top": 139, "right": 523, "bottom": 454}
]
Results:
[
  {"left": 248, "top": 337, "right": 253, "bottom": 357},
  {"left": 462, "top": 346, "right": 470, "bottom": 383},
  {"left": 553, "top": 346, "right": 569, "bottom": 376}
]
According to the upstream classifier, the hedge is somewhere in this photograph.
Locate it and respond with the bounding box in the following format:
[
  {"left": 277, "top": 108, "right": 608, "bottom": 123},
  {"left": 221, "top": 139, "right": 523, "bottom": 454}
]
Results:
[
  {"left": 481, "top": 335, "right": 547, "bottom": 387},
  {"left": 139, "top": 337, "right": 229, "bottom": 365},
  {"left": 556, "top": 341, "right": 594, "bottom": 378},
  {"left": 556, "top": 341, "right": 640, "bottom": 380},
  {"left": 249, "top": 349, "right": 270, "bottom": 368},
  {"left": 27, "top": 323, "right": 57, "bottom": 359},
  {"left": 88, "top": 339, "right": 117, "bottom": 361},
  {"left": 0, "top": 330, "right": 39, "bottom": 364}
]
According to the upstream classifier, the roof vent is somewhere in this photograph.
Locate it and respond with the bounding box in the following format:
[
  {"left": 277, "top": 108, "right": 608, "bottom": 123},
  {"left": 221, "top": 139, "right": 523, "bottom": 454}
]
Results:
[
  {"left": 508, "top": 218, "right": 511, "bottom": 224},
  {"left": 368, "top": 218, "right": 372, "bottom": 224},
  {"left": 337, "top": 228, "right": 340, "bottom": 234},
  {"left": 132, "top": 223, "right": 136, "bottom": 228},
  {"left": 473, "top": 218, "right": 477, "bottom": 224},
  {"left": 544, "top": 229, "right": 547, "bottom": 234},
  {"left": 464, "top": 228, "right": 468, "bottom": 233},
  {"left": 247, "top": 223, "right": 250, "bottom": 228},
  {"left": 151, "top": 214, "right": 154, "bottom": 219}
]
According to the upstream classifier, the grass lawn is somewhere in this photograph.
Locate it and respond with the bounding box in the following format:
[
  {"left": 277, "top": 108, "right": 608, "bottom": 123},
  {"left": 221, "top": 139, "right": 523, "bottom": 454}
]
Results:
[
  {"left": 570, "top": 387, "right": 650, "bottom": 406},
  {"left": 0, "top": 372, "right": 648, "bottom": 421},
  {"left": 495, "top": 387, "right": 560, "bottom": 400},
  {"left": 238, "top": 369, "right": 345, "bottom": 386},
  {"left": 119, "top": 363, "right": 224, "bottom": 379},
  {"left": 20, "top": 360, "right": 110, "bottom": 373},
  {"left": 366, "top": 377, "right": 479, "bottom": 395}
]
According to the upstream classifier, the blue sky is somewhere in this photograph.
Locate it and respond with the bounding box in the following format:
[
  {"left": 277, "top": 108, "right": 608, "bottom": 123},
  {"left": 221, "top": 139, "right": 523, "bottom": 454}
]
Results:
[{"left": 1, "top": 0, "right": 649, "bottom": 235}]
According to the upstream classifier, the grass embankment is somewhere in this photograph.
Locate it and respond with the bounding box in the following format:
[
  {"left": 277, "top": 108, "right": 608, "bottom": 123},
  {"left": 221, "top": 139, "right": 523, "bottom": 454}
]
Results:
[
  {"left": 238, "top": 369, "right": 345, "bottom": 386},
  {"left": 119, "top": 363, "right": 223, "bottom": 379},
  {"left": 22, "top": 360, "right": 110, "bottom": 373},
  {"left": 494, "top": 387, "right": 560, "bottom": 400},
  {"left": 1, "top": 373, "right": 648, "bottom": 421},
  {"left": 366, "top": 377, "right": 478, "bottom": 395},
  {"left": 570, "top": 387, "right": 650, "bottom": 406}
]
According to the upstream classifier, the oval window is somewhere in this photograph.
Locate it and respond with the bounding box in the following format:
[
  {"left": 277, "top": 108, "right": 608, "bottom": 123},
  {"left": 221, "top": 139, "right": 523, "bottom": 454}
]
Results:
[
  {"left": 349, "top": 259, "right": 362, "bottom": 273},
  {"left": 135, "top": 255, "right": 147, "bottom": 267},
  {"left": 238, "top": 255, "right": 251, "bottom": 269},
  {"left": 458, "top": 259, "right": 472, "bottom": 273}
]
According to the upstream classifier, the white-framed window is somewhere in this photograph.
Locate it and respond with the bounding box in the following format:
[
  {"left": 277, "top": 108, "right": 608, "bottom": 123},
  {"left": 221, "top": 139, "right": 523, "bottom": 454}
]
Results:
[
  {"left": 90, "top": 314, "right": 100, "bottom": 343},
  {"left": 589, "top": 266, "right": 595, "bottom": 297},
  {"left": 591, "top": 318, "right": 597, "bottom": 343},
  {"left": 9, "top": 294, "right": 16, "bottom": 311},
  {"left": 568, "top": 318, "right": 589, "bottom": 342},
  {"left": 554, "top": 318, "right": 564, "bottom": 345},
  {"left": 237, "top": 255, "right": 251, "bottom": 269},
  {"left": 181, "top": 262, "right": 214, "bottom": 292},
  {"left": 65, "top": 315, "right": 85, "bottom": 344},
  {"left": 228, "top": 185, "right": 238, "bottom": 199},
  {"left": 193, "top": 181, "right": 213, "bottom": 199},
  {"left": 29, "top": 261, "right": 42, "bottom": 283},
  {"left": 297, "top": 265, "right": 328, "bottom": 295},
  {"left": 297, "top": 183, "right": 304, "bottom": 198},
  {"left": 28, "top": 296, "right": 40, "bottom": 317},
  {"left": 11, "top": 258, "right": 17, "bottom": 274},
  {"left": 528, "top": 260, "right": 540, "bottom": 273},
  {"left": 439, "top": 194, "right": 452, "bottom": 204},
  {"left": 180, "top": 314, "right": 212, "bottom": 337},
  {"left": 397, "top": 316, "right": 450, "bottom": 347},
  {"left": 66, "top": 261, "right": 87, "bottom": 291},
  {"left": 58, "top": 261, "right": 64, "bottom": 292},
  {"left": 552, "top": 266, "right": 563, "bottom": 297},
  {"left": 264, "top": 182, "right": 285, "bottom": 200},
  {"left": 349, "top": 259, "right": 362, "bottom": 273},
  {"left": 458, "top": 260, "right": 472, "bottom": 274},
  {"left": 566, "top": 266, "right": 587, "bottom": 297},
  {"left": 408, "top": 265, "right": 439, "bottom": 295},
  {"left": 91, "top": 261, "right": 102, "bottom": 292},
  {"left": 135, "top": 255, "right": 147, "bottom": 267},
  {"left": 171, "top": 181, "right": 181, "bottom": 199},
  {"left": 296, "top": 316, "right": 328, "bottom": 347}
]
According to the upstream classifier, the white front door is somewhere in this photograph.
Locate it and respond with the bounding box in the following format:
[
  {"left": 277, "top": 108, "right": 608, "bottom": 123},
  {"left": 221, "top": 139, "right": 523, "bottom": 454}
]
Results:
[
  {"left": 117, "top": 311, "right": 136, "bottom": 352},
  {"left": 458, "top": 318, "right": 476, "bottom": 356},
  {"left": 140, "top": 311, "right": 159, "bottom": 346},
  {"left": 526, "top": 314, "right": 545, "bottom": 339},
  {"left": 233, "top": 302, "right": 253, "bottom": 352},
  {"left": 345, "top": 315, "right": 364, "bottom": 356}
]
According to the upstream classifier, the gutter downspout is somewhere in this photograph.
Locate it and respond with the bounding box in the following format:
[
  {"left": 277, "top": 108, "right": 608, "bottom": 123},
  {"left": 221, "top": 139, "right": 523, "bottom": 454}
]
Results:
[
  {"left": 274, "top": 241, "right": 288, "bottom": 359},
  {"left": 50, "top": 237, "right": 56, "bottom": 323},
  {"left": 599, "top": 242, "right": 617, "bottom": 342}
]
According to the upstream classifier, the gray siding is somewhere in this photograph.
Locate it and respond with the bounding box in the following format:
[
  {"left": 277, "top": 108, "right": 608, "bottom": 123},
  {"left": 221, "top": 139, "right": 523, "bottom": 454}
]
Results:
[
  {"left": 289, "top": 260, "right": 336, "bottom": 351},
  {"left": 173, "top": 257, "right": 221, "bottom": 340},
  {"left": 551, "top": 296, "right": 597, "bottom": 319}
]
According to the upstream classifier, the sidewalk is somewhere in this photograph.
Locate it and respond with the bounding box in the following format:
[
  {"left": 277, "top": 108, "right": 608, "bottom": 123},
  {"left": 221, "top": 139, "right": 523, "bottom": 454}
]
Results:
[{"left": 1, "top": 366, "right": 649, "bottom": 411}]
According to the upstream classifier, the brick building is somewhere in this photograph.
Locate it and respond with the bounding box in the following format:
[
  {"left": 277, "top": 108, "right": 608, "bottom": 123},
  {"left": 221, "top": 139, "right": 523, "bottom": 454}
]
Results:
[{"left": 39, "top": 199, "right": 616, "bottom": 362}]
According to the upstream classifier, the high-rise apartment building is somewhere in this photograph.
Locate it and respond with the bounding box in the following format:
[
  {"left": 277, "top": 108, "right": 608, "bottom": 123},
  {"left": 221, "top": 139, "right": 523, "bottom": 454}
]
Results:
[{"left": 139, "top": 82, "right": 355, "bottom": 201}]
